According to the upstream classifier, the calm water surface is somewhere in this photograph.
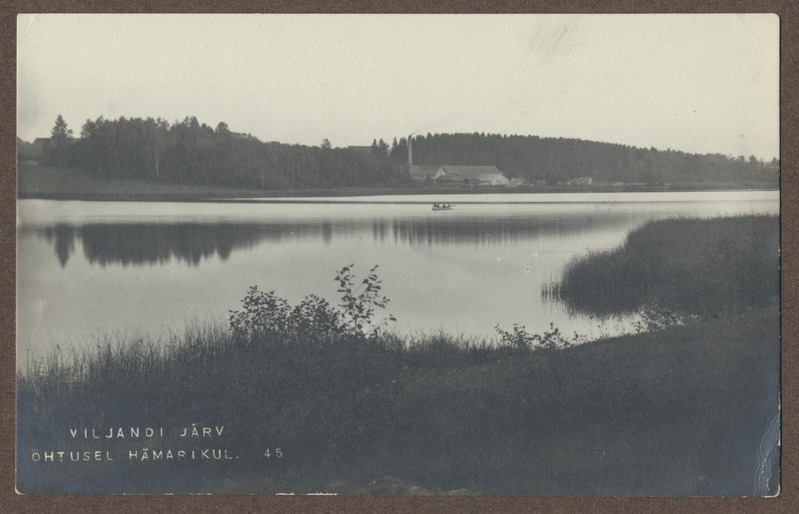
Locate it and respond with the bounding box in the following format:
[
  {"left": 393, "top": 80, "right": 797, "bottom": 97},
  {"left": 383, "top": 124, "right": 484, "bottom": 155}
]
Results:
[{"left": 17, "top": 191, "right": 779, "bottom": 364}]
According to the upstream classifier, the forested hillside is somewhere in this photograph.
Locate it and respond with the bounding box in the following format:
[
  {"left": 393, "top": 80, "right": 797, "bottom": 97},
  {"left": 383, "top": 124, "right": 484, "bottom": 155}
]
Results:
[
  {"left": 19, "top": 115, "right": 779, "bottom": 191},
  {"left": 393, "top": 132, "right": 778, "bottom": 186}
]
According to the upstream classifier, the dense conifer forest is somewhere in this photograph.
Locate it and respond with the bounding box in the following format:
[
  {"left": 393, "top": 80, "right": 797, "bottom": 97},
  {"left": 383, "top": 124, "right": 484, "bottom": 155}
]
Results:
[{"left": 18, "top": 115, "right": 779, "bottom": 190}]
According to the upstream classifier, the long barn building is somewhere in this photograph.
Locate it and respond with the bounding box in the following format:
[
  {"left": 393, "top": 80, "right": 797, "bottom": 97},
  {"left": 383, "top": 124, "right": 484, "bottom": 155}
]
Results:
[{"left": 409, "top": 164, "right": 509, "bottom": 186}]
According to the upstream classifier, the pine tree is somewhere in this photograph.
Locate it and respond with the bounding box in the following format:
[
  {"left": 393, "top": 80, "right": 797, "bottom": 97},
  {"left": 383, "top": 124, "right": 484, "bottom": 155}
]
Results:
[{"left": 48, "top": 115, "right": 73, "bottom": 166}]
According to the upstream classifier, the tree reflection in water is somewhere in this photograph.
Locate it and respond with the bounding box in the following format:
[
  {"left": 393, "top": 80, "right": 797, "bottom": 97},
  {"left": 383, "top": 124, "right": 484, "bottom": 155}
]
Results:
[{"left": 35, "top": 213, "right": 636, "bottom": 268}]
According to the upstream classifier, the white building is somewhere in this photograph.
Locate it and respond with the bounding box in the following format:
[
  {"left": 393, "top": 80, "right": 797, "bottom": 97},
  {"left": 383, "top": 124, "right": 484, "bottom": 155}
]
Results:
[{"left": 433, "top": 165, "right": 510, "bottom": 186}]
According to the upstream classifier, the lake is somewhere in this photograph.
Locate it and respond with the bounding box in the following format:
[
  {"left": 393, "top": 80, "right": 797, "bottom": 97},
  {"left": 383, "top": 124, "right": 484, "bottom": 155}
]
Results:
[{"left": 16, "top": 191, "right": 779, "bottom": 365}]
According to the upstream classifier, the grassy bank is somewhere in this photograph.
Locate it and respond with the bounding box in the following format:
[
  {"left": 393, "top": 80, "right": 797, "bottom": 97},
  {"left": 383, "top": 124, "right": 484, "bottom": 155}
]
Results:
[
  {"left": 17, "top": 308, "right": 780, "bottom": 495},
  {"left": 16, "top": 217, "right": 781, "bottom": 495},
  {"left": 17, "top": 164, "right": 265, "bottom": 201},
  {"left": 18, "top": 164, "right": 778, "bottom": 202}
]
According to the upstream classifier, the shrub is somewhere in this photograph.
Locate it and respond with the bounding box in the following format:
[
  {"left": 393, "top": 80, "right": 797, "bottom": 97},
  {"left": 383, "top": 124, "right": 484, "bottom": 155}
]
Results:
[
  {"left": 495, "top": 322, "right": 586, "bottom": 351},
  {"left": 289, "top": 294, "right": 341, "bottom": 340},
  {"left": 335, "top": 264, "right": 396, "bottom": 338},
  {"left": 228, "top": 264, "right": 396, "bottom": 344},
  {"left": 228, "top": 287, "right": 293, "bottom": 341}
]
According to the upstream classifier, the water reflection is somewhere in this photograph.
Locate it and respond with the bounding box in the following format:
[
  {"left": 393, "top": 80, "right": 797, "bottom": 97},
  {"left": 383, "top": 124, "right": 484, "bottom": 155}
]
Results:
[
  {"left": 35, "top": 223, "right": 328, "bottom": 267},
  {"left": 18, "top": 195, "right": 780, "bottom": 364},
  {"left": 29, "top": 213, "right": 639, "bottom": 268},
  {"left": 46, "top": 224, "right": 76, "bottom": 267},
  {"left": 389, "top": 213, "right": 634, "bottom": 246}
]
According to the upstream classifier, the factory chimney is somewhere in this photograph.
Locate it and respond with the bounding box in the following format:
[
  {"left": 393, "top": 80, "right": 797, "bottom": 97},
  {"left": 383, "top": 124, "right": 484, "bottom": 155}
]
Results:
[{"left": 408, "top": 135, "right": 413, "bottom": 167}]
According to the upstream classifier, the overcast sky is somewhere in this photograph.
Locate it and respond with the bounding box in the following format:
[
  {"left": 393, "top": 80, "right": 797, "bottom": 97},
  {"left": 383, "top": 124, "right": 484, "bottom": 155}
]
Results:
[{"left": 17, "top": 14, "right": 779, "bottom": 160}]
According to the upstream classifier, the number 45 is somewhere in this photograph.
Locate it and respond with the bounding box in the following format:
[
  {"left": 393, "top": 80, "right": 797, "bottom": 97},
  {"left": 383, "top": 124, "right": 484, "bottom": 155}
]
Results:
[{"left": 264, "top": 448, "right": 283, "bottom": 458}]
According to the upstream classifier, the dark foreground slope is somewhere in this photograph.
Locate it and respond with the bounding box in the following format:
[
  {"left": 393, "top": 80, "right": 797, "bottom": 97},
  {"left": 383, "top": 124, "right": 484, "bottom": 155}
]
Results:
[
  {"left": 396, "top": 308, "right": 779, "bottom": 496},
  {"left": 17, "top": 306, "right": 779, "bottom": 495}
]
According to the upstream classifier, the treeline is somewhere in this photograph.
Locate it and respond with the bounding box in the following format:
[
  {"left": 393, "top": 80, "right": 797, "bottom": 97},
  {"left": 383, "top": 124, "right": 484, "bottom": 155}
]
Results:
[
  {"left": 30, "top": 116, "right": 405, "bottom": 189},
  {"left": 399, "top": 132, "right": 779, "bottom": 185},
  {"left": 23, "top": 115, "right": 779, "bottom": 189}
]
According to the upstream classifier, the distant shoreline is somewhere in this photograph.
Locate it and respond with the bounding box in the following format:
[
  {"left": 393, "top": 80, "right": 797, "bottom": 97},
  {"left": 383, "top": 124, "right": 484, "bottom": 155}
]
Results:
[{"left": 17, "top": 164, "right": 778, "bottom": 203}]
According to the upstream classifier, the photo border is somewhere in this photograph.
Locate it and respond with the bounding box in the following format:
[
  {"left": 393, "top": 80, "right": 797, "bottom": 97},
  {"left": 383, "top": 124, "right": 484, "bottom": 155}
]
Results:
[{"left": 2, "top": 1, "right": 796, "bottom": 512}]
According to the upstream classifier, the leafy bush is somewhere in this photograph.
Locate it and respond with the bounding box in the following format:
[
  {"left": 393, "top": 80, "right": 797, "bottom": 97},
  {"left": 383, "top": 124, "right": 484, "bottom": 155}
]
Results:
[
  {"left": 228, "top": 287, "right": 293, "bottom": 341},
  {"left": 335, "top": 264, "right": 396, "bottom": 338},
  {"left": 495, "top": 322, "right": 585, "bottom": 351},
  {"left": 228, "top": 264, "right": 395, "bottom": 344}
]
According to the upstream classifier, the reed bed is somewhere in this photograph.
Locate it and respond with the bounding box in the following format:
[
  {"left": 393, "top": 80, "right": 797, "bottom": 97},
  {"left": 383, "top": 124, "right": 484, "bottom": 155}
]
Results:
[{"left": 545, "top": 215, "right": 779, "bottom": 320}]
